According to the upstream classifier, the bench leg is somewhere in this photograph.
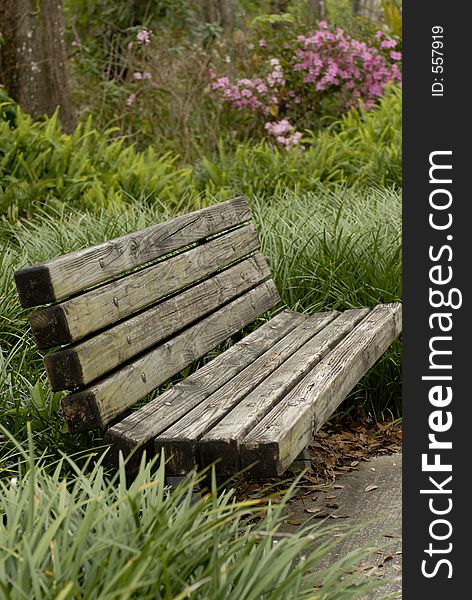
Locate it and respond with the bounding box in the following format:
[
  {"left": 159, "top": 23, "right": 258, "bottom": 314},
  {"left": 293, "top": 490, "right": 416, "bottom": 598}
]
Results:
[
  {"left": 291, "top": 446, "right": 312, "bottom": 471},
  {"left": 166, "top": 474, "right": 202, "bottom": 503}
]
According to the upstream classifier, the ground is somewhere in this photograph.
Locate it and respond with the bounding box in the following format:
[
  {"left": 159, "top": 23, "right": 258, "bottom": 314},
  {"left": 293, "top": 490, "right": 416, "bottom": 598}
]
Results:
[{"left": 234, "top": 418, "right": 403, "bottom": 598}]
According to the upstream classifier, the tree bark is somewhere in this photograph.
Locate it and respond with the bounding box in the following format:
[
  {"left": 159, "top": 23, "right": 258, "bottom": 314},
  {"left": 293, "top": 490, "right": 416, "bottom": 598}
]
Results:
[
  {"left": 201, "top": 0, "right": 234, "bottom": 30},
  {"left": 307, "top": 0, "right": 326, "bottom": 24},
  {"left": 356, "top": 0, "right": 382, "bottom": 18},
  {"left": 352, "top": 0, "right": 362, "bottom": 14},
  {"left": 0, "top": 0, "right": 76, "bottom": 133}
]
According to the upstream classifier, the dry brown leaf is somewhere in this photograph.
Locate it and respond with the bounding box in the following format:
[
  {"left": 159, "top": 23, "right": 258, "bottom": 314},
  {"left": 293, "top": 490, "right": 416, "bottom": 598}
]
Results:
[
  {"left": 286, "top": 519, "right": 302, "bottom": 525},
  {"left": 364, "top": 485, "right": 379, "bottom": 492}
]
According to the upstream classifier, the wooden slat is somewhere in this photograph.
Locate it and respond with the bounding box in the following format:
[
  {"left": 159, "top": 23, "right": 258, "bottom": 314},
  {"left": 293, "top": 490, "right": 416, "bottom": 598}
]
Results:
[
  {"left": 14, "top": 197, "right": 251, "bottom": 308},
  {"left": 154, "top": 311, "right": 339, "bottom": 476},
  {"left": 61, "top": 280, "right": 281, "bottom": 432},
  {"left": 239, "top": 303, "right": 402, "bottom": 477},
  {"left": 43, "top": 255, "right": 271, "bottom": 391},
  {"left": 199, "top": 308, "right": 369, "bottom": 475},
  {"left": 29, "top": 224, "right": 260, "bottom": 348},
  {"left": 104, "top": 310, "right": 306, "bottom": 468}
]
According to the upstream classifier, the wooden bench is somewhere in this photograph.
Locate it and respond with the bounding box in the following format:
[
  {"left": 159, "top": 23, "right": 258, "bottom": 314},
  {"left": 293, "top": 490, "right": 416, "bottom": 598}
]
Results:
[{"left": 14, "top": 197, "right": 402, "bottom": 478}]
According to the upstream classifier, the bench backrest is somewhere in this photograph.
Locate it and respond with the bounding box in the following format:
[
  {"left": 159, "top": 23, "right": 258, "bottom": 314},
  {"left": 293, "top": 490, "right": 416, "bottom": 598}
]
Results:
[{"left": 14, "top": 197, "right": 280, "bottom": 432}]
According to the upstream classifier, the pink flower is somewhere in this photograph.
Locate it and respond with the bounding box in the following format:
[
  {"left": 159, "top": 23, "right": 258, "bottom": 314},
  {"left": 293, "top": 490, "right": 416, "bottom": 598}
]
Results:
[
  {"left": 259, "top": 38, "right": 267, "bottom": 47},
  {"left": 142, "top": 71, "right": 152, "bottom": 79},
  {"left": 137, "top": 29, "right": 151, "bottom": 44},
  {"left": 126, "top": 93, "right": 137, "bottom": 106},
  {"left": 127, "top": 42, "right": 133, "bottom": 50},
  {"left": 133, "top": 72, "right": 143, "bottom": 80},
  {"left": 390, "top": 51, "right": 402, "bottom": 61},
  {"left": 380, "top": 39, "right": 397, "bottom": 49}
]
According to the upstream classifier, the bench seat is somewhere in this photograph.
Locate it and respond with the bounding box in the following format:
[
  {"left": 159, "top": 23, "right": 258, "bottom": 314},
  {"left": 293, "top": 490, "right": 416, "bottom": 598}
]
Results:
[
  {"left": 108, "top": 304, "right": 401, "bottom": 477},
  {"left": 14, "top": 197, "right": 402, "bottom": 478}
]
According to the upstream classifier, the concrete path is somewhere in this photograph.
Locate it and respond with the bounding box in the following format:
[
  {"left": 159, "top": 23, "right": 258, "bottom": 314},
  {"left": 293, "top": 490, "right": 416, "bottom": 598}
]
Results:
[{"left": 284, "top": 453, "right": 402, "bottom": 598}]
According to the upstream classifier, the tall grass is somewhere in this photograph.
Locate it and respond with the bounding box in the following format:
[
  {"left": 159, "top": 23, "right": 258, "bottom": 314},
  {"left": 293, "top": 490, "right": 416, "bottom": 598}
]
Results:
[
  {"left": 253, "top": 187, "right": 401, "bottom": 311},
  {"left": 0, "top": 431, "right": 377, "bottom": 599}
]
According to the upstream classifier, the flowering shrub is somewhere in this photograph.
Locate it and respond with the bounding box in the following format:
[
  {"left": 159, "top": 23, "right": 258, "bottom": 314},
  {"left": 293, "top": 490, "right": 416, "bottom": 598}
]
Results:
[
  {"left": 211, "top": 22, "right": 401, "bottom": 148},
  {"left": 125, "top": 29, "right": 155, "bottom": 107}
]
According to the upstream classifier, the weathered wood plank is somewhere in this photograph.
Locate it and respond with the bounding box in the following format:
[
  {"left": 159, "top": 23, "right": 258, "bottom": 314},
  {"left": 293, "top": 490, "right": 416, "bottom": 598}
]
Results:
[
  {"left": 199, "top": 308, "right": 369, "bottom": 475},
  {"left": 14, "top": 197, "right": 251, "bottom": 308},
  {"left": 44, "top": 255, "right": 271, "bottom": 390},
  {"left": 61, "top": 280, "right": 281, "bottom": 432},
  {"left": 154, "top": 311, "right": 340, "bottom": 476},
  {"left": 29, "top": 224, "right": 260, "bottom": 348},
  {"left": 104, "top": 310, "right": 306, "bottom": 468},
  {"left": 239, "top": 303, "right": 402, "bottom": 477}
]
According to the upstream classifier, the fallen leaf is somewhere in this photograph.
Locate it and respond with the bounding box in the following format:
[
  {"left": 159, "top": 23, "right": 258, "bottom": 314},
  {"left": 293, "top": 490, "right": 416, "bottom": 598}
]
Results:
[
  {"left": 325, "top": 503, "right": 339, "bottom": 509},
  {"left": 350, "top": 461, "right": 359, "bottom": 467},
  {"left": 333, "top": 485, "right": 345, "bottom": 489},
  {"left": 364, "top": 485, "right": 379, "bottom": 492},
  {"left": 330, "top": 514, "right": 349, "bottom": 519},
  {"left": 305, "top": 507, "right": 322, "bottom": 514},
  {"left": 286, "top": 519, "right": 302, "bottom": 525}
]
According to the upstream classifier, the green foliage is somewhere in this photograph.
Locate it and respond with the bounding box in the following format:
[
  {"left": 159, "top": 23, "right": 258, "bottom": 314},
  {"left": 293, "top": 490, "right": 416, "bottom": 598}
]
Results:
[
  {"left": 0, "top": 87, "right": 400, "bottom": 218},
  {"left": 195, "top": 87, "right": 401, "bottom": 198},
  {"left": 0, "top": 104, "right": 193, "bottom": 218},
  {"left": 0, "top": 433, "right": 377, "bottom": 599},
  {"left": 381, "top": 0, "right": 402, "bottom": 37}
]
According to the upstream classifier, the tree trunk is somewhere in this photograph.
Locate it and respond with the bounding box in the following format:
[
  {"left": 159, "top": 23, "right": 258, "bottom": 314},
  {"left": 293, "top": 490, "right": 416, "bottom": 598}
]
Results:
[
  {"left": 352, "top": 0, "right": 362, "bottom": 14},
  {"left": 356, "top": 0, "right": 382, "bottom": 18},
  {"left": 201, "top": 0, "right": 234, "bottom": 30},
  {"left": 0, "top": 0, "right": 76, "bottom": 133},
  {"left": 307, "top": 0, "right": 326, "bottom": 25}
]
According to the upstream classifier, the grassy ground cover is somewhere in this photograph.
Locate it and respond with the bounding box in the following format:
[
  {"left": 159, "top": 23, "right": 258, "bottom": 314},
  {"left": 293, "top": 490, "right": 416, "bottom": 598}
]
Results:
[{"left": 0, "top": 429, "right": 381, "bottom": 600}]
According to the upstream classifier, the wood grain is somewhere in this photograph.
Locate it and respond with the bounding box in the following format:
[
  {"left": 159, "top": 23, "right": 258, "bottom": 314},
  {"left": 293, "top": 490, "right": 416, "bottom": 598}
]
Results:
[
  {"left": 104, "top": 310, "right": 306, "bottom": 468},
  {"left": 30, "top": 224, "right": 260, "bottom": 348},
  {"left": 199, "top": 308, "right": 369, "bottom": 475},
  {"left": 44, "top": 254, "right": 271, "bottom": 390},
  {"left": 154, "top": 311, "right": 339, "bottom": 476},
  {"left": 14, "top": 197, "right": 251, "bottom": 307},
  {"left": 61, "top": 280, "right": 281, "bottom": 432},
  {"left": 239, "top": 303, "right": 402, "bottom": 477}
]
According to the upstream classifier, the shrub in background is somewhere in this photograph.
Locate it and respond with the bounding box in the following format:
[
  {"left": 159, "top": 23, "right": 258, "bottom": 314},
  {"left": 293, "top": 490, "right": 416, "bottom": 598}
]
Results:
[
  {"left": 195, "top": 86, "right": 401, "bottom": 197},
  {"left": 0, "top": 99, "right": 194, "bottom": 219},
  {"left": 210, "top": 20, "right": 401, "bottom": 147},
  {"left": 1, "top": 86, "right": 400, "bottom": 218}
]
